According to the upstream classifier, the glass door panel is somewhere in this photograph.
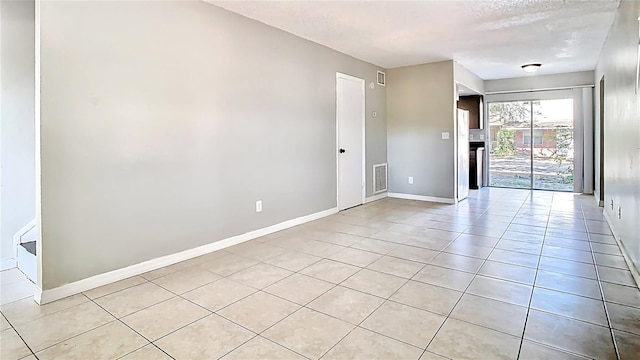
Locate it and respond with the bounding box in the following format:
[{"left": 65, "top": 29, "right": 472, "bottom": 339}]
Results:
[
  {"left": 532, "top": 99, "right": 574, "bottom": 191},
  {"left": 488, "top": 101, "right": 532, "bottom": 189}
]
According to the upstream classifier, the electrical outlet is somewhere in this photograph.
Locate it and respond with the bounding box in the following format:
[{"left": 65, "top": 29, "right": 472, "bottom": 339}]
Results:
[
  {"left": 408, "top": 176, "right": 414, "bottom": 184},
  {"left": 618, "top": 206, "right": 621, "bottom": 219},
  {"left": 441, "top": 132, "right": 450, "bottom": 140},
  {"left": 256, "top": 200, "right": 262, "bottom": 213},
  {"left": 479, "top": 134, "right": 485, "bottom": 140}
]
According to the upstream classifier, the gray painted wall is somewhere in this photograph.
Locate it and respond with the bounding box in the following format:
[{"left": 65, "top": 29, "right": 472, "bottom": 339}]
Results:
[
  {"left": 39, "top": 1, "right": 386, "bottom": 289},
  {"left": 594, "top": 0, "right": 640, "bottom": 276},
  {"left": 387, "top": 61, "right": 455, "bottom": 199},
  {"left": 0, "top": 0, "right": 36, "bottom": 262},
  {"left": 485, "top": 71, "right": 594, "bottom": 93}
]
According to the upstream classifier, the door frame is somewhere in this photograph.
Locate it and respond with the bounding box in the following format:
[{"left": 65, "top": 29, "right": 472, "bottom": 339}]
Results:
[{"left": 335, "top": 72, "right": 366, "bottom": 210}]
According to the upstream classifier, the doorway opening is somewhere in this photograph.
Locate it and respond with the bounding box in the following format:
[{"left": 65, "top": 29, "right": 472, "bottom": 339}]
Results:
[{"left": 488, "top": 98, "right": 575, "bottom": 191}]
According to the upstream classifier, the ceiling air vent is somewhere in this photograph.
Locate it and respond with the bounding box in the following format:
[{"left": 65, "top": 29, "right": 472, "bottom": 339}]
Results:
[
  {"left": 373, "top": 163, "right": 388, "bottom": 194},
  {"left": 377, "top": 71, "right": 386, "bottom": 87}
]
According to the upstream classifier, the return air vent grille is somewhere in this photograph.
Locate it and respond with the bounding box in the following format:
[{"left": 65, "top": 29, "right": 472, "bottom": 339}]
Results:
[
  {"left": 377, "top": 71, "right": 386, "bottom": 87},
  {"left": 373, "top": 163, "right": 388, "bottom": 194}
]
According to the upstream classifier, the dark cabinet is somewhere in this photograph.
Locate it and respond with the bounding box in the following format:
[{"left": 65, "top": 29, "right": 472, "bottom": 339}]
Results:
[{"left": 457, "top": 95, "right": 483, "bottom": 129}]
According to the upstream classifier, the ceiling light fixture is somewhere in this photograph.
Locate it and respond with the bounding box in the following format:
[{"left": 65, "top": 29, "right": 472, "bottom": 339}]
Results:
[{"left": 521, "top": 63, "right": 542, "bottom": 73}]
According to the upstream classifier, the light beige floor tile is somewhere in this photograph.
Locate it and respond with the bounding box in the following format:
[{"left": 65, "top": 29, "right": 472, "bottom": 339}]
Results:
[
  {"left": 488, "top": 249, "right": 539, "bottom": 268},
  {"left": 449, "top": 294, "right": 527, "bottom": 336},
  {"left": 141, "top": 261, "right": 194, "bottom": 281},
  {"left": 597, "top": 266, "right": 637, "bottom": 287},
  {"left": 524, "top": 309, "right": 616, "bottom": 359},
  {"left": 120, "top": 344, "right": 172, "bottom": 360},
  {"left": 607, "top": 302, "right": 640, "bottom": 335},
  {"left": 198, "top": 253, "right": 259, "bottom": 277},
  {"left": 323, "top": 327, "right": 423, "bottom": 360},
  {"left": 228, "top": 264, "right": 293, "bottom": 290},
  {"left": 538, "top": 256, "right": 597, "bottom": 279},
  {"left": 217, "top": 291, "right": 299, "bottom": 333},
  {"left": 155, "top": 314, "right": 253, "bottom": 359},
  {"left": 36, "top": 321, "right": 147, "bottom": 360},
  {"left": 305, "top": 231, "right": 365, "bottom": 247},
  {"left": 541, "top": 246, "right": 594, "bottom": 264},
  {"left": 262, "top": 308, "right": 353, "bottom": 359},
  {"left": 351, "top": 238, "right": 399, "bottom": 254},
  {"left": 614, "top": 329, "right": 640, "bottom": 360},
  {"left": 367, "top": 256, "right": 424, "bottom": 279},
  {"left": 230, "top": 243, "right": 289, "bottom": 262},
  {"left": 94, "top": 282, "right": 174, "bottom": 318},
  {"left": 264, "top": 273, "right": 333, "bottom": 305},
  {"left": 601, "top": 282, "right": 640, "bottom": 307},
  {"left": 182, "top": 278, "right": 256, "bottom": 312},
  {"left": 0, "top": 328, "right": 32, "bottom": 360},
  {"left": 17, "top": 355, "right": 37, "bottom": 360},
  {"left": 452, "top": 234, "right": 500, "bottom": 248},
  {"left": 590, "top": 242, "right": 622, "bottom": 256},
  {"left": 443, "top": 242, "right": 493, "bottom": 259},
  {"left": 361, "top": 301, "right": 445, "bottom": 348},
  {"left": 294, "top": 239, "right": 346, "bottom": 258},
  {"left": 263, "top": 251, "right": 321, "bottom": 272},
  {"left": 121, "top": 297, "right": 210, "bottom": 340},
  {"left": 390, "top": 281, "right": 462, "bottom": 315},
  {"left": 308, "top": 286, "right": 384, "bottom": 325},
  {"left": 0, "top": 294, "right": 89, "bottom": 328},
  {"left": 535, "top": 270, "right": 602, "bottom": 299},
  {"left": 0, "top": 279, "right": 35, "bottom": 306},
  {"left": 13, "top": 301, "right": 114, "bottom": 352},
  {"left": 530, "top": 287, "right": 608, "bottom": 326},
  {"left": 402, "top": 236, "right": 451, "bottom": 251},
  {"left": 412, "top": 265, "right": 474, "bottom": 291},
  {"left": 341, "top": 269, "right": 406, "bottom": 298},
  {"left": 152, "top": 266, "right": 221, "bottom": 294},
  {"left": 477, "top": 260, "right": 536, "bottom": 285},
  {"left": 495, "top": 239, "right": 542, "bottom": 255},
  {"left": 428, "top": 318, "right": 520, "bottom": 360},
  {"left": 299, "top": 259, "right": 360, "bottom": 284},
  {"left": 518, "top": 340, "right": 588, "bottom": 360},
  {"left": 221, "top": 336, "right": 306, "bottom": 360},
  {"left": 387, "top": 245, "right": 439, "bottom": 263},
  {"left": 430, "top": 253, "right": 485, "bottom": 273},
  {"left": 0, "top": 314, "right": 10, "bottom": 331},
  {"left": 83, "top": 276, "right": 147, "bottom": 299},
  {"left": 328, "top": 248, "right": 382, "bottom": 267},
  {"left": 419, "top": 351, "right": 450, "bottom": 360},
  {"left": 466, "top": 276, "right": 532, "bottom": 307}
]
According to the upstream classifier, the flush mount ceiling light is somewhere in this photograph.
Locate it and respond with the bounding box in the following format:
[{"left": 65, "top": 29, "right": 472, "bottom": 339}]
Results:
[{"left": 521, "top": 63, "right": 542, "bottom": 73}]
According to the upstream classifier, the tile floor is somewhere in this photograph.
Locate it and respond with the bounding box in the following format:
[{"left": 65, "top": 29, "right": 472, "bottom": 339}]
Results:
[{"left": 1, "top": 188, "right": 640, "bottom": 359}]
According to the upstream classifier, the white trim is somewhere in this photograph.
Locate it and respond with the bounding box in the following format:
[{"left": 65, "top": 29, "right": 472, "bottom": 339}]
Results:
[
  {"left": 336, "top": 72, "right": 366, "bottom": 211},
  {"left": 365, "top": 193, "right": 388, "bottom": 203},
  {"left": 388, "top": 192, "right": 456, "bottom": 204},
  {"left": 1, "top": 258, "right": 17, "bottom": 271},
  {"left": 604, "top": 210, "right": 640, "bottom": 289},
  {"left": 485, "top": 85, "right": 594, "bottom": 95},
  {"left": 36, "top": 207, "right": 338, "bottom": 304},
  {"left": 35, "top": 0, "right": 43, "bottom": 290},
  {"left": 12, "top": 220, "right": 36, "bottom": 259}
]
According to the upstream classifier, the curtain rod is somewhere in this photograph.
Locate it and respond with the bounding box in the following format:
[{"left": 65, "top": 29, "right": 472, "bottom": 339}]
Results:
[{"left": 485, "top": 85, "right": 595, "bottom": 95}]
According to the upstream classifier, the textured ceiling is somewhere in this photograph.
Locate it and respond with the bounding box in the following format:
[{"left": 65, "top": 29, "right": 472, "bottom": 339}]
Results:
[{"left": 207, "top": 0, "right": 619, "bottom": 80}]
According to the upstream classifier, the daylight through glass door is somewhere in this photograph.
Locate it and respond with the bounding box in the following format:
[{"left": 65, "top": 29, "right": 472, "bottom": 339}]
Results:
[{"left": 488, "top": 99, "right": 574, "bottom": 191}]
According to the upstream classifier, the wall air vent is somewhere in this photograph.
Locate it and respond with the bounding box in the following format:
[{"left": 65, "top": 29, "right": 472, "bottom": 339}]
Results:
[
  {"left": 373, "top": 163, "right": 388, "bottom": 194},
  {"left": 377, "top": 71, "right": 386, "bottom": 87}
]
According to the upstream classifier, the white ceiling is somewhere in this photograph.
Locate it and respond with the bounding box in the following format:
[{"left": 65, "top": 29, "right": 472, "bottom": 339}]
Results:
[{"left": 208, "top": 0, "right": 619, "bottom": 80}]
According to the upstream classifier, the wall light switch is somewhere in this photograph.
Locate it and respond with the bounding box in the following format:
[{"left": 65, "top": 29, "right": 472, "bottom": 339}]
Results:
[
  {"left": 479, "top": 134, "right": 485, "bottom": 140},
  {"left": 470, "top": 134, "right": 474, "bottom": 140},
  {"left": 442, "top": 132, "right": 450, "bottom": 140},
  {"left": 256, "top": 200, "right": 262, "bottom": 213},
  {"left": 408, "top": 176, "right": 414, "bottom": 184}
]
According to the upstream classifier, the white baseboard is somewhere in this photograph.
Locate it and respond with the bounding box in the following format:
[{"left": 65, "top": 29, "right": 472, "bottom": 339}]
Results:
[
  {"left": 388, "top": 192, "right": 455, "bottom": 204},
  {"left": 603, "top": 210, "right": 640, "bottom": 289},
  {"left": 365, "top": 193, "right": 388, "bottom": 203},
  {"left": 38, "top": 207, "right": 338, "bottom": 305},
  {"left": 1, "top": 258, "right": 17, "bottom": 271}
]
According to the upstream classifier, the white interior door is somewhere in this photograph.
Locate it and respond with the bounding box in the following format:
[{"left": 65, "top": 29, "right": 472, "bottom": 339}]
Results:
[{"left": 336, "top": 73, "right": 365, "bottom": 211}]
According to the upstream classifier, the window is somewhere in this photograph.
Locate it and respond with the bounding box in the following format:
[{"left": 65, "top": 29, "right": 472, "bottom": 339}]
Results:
[{"left": 523, "top": 129, "right": 543, "bottom": 146}]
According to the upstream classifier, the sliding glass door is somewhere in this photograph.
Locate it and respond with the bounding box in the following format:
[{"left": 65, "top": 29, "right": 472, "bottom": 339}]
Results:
[{"left": 488, "top": 98, "right": 574, "bottom": 191}]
